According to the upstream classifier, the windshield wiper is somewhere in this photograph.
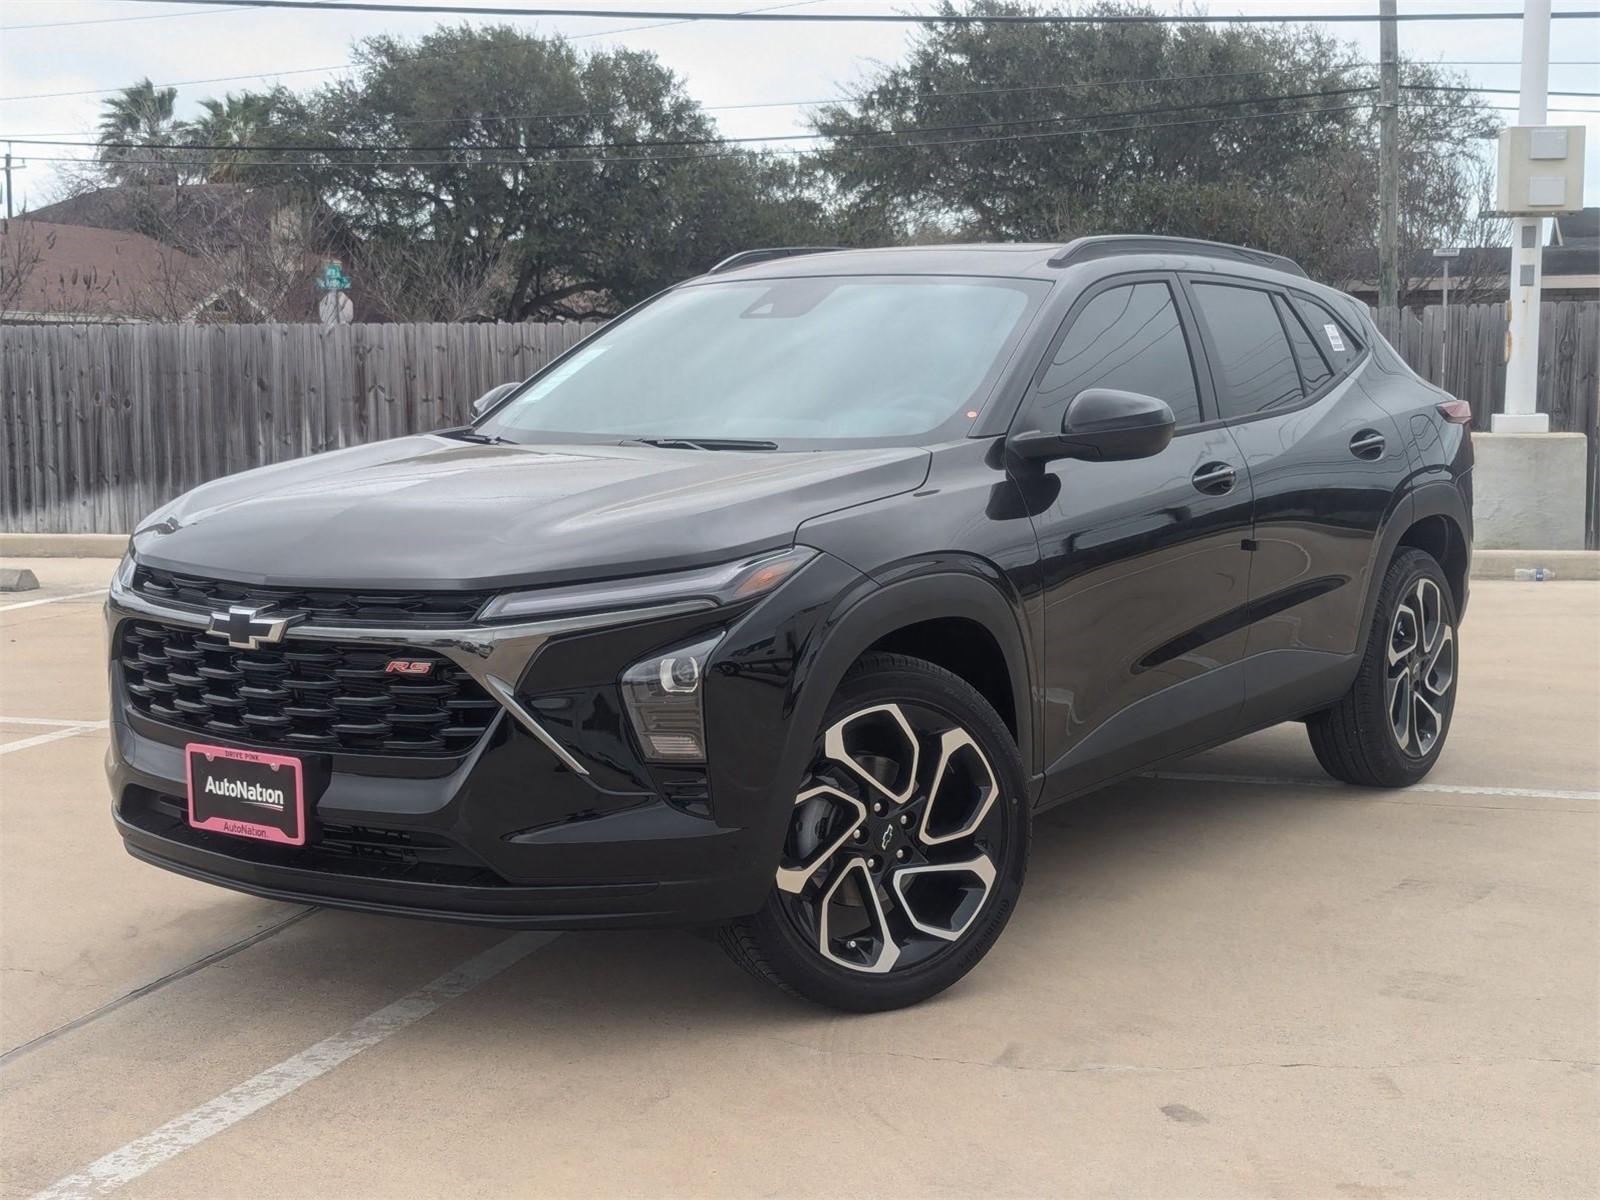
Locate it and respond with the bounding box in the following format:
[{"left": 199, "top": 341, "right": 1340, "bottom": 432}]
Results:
[
  {"left": 443, "top": 428, "right": 514, "bottom": 446},
  {"left": 626, "top": 437, "right": 780, "bottom": 451}
]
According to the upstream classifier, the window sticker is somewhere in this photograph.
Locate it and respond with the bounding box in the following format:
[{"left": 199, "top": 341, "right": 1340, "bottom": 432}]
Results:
[{"left": 1323, "top": 323, "right": 1346, "bottom": 353}]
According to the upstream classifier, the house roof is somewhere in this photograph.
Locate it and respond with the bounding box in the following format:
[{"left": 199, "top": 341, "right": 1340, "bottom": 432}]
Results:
[
  {"left": 23, "top": 184, "right": 281, "bottom": 254},
  {"left": 0, "top": 219, "right": 216, "bottom": 321}
]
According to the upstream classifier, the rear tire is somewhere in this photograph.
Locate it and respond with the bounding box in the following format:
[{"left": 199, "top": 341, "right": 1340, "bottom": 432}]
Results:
[
  {"left": 719, "top": 652, "right": 1029, "bottom": 1012},
  {"left": 1307, "top": 548, "right": 1459, "bottom": 787}
]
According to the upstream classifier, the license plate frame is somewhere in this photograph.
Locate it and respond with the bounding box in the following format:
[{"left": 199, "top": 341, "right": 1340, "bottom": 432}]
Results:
[{"left": 185, "top": 743, "right": 307, "bottom": 846}]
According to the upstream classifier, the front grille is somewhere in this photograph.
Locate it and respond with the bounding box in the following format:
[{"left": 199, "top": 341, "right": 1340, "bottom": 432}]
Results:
[
  {"left": 119, "top": 621, "right": 500, "bottom": 755},
  {"left": 132, "top": 566, "right": 491, "bottom": 626}
]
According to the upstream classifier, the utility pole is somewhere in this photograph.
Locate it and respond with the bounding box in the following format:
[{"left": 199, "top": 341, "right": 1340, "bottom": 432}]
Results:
[
  {"left": 1377, "top": 0, "right": 1400, "bottom": 339},
  {"left": 3, "top": 144, "right": 13, "bottom": 220},
  {"left": 1497, "top": 0, "right": 1552, "bottom": 433}
]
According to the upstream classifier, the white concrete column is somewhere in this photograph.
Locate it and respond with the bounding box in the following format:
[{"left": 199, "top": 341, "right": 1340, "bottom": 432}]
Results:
[{"left": 1495, "top": 0, "right": 1552, "bottom": 433}]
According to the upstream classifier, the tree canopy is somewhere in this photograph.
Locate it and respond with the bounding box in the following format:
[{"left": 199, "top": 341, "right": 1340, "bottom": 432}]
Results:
[{"left": 76, "top": 3, "right": 1505, "bottom": 318}]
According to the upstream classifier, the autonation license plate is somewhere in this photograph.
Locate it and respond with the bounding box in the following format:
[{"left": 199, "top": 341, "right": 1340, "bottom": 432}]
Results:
[{"left": 186, "top": 743, "right": 306, "bottom": 846}]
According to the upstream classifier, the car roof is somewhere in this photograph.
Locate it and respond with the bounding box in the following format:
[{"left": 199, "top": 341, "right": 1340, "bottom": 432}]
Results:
[{"left": 699, "top": 236, "right": 1311, "bottom": 285}]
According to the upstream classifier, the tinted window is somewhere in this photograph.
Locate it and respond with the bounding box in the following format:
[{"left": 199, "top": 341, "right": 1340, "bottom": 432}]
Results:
[
  {"left": 479, "top": 276, "right": 1044, "bottom": 444},
  {"left": 1274, "top": 294, "right": 1333, "bottom": 392},
  {"left": 1034, "top": 282, "right": 1201, "bottom": 426},
  {"left": 1191, "top": 283, "right": 1304, "bottom": 418},
  {"left": 1290, "top": 294, "right": 1362, "bottom": 371}
]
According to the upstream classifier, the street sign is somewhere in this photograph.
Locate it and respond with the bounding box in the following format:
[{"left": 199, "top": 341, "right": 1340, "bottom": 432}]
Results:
[{"left": 314, "top": 262, "right": 351, "bottom": 291}]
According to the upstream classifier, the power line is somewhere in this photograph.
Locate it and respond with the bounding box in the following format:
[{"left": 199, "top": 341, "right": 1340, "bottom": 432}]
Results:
[
  {"left": 103, "top": 0, "right": 1600, "bottom": 24},
  {"left": 1405, "top": 84, "right": 1600, "bottom": 97},
  {"left": 13, "top": 101, "right": 1379, "bottom": 170},
  {"left": 18, "top": 86, "right": 1381, "bottom": 154},
  {"left": 0, "top": 4, "right": 265, "bottom": 31}
]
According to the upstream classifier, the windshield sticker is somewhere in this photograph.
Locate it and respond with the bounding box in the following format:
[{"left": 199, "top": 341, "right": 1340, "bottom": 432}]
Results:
[{"left": 1324, "top": 323, "right": 1346, "bottom": 353}]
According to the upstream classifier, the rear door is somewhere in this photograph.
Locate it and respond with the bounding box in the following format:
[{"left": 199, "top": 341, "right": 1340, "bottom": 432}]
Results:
[
  {"left": 1014, "top": 273, "right": 1255, "bottom": 799},
  {"left": 1183, "top": 277, "right": 1412, "bottom": 723}
]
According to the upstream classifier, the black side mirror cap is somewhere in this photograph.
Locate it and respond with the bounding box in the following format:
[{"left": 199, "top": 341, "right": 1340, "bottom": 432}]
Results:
[{"left": 1010, "top": 388, "right": 1176, "bottom": 462}]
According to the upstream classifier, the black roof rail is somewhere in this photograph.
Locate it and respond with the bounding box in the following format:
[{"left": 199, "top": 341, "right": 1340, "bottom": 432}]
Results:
[
  {"left": 1048, "top": 235, "right": 1308, "bottom": 279},
  {"left": 707, "top": 246, "right": 847, "bottom": 274}
]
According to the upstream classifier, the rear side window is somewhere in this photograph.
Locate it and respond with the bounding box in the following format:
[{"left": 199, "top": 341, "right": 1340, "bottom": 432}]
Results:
[
  {"left": 1034, "top": 281, "right": 1202, "bottom": 426},
  {"left": 1190, "top": 283, "right": 1304, "bottom": 418},
  {"left": 1290, "top": 293, "right": 1363, "bottom": 371},
  {"left": 1274, "top": 294, "right": 1333, "bottom": 392}
]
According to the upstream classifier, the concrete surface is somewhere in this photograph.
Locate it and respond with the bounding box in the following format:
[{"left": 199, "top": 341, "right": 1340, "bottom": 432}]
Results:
[
  {"left": 1470, "top": 432, "right": 1589, "bottom": 550},
  {"left": 1, "top": 566, "right": 1596, "bottom": 1199}
]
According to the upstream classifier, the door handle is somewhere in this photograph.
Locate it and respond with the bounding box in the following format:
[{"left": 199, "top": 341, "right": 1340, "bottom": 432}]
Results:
[
  {"left": 1349, "top": 429, "right": 1386, "bottom": 460},
  {"left": 1191, "top": 462, "right": 1237, "bottom": 495}
]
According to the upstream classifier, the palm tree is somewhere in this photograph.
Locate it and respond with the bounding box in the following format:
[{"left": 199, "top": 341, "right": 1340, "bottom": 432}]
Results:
[
  {"left": 185, "top": 91, "right": 280, "bottom": 182},
  {"left": 97, "top": 79, "right": 187, "bottom": 185}
]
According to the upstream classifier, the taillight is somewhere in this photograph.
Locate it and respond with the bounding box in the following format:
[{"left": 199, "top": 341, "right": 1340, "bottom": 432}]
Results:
[{"left": 1436, "top": 400, "right": 1473, "bottom": 425}]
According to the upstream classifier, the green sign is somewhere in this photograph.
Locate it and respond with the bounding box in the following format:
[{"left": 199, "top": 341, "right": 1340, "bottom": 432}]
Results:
[{"left": 315, "top": 262, "right": 351, "bottom": 291}]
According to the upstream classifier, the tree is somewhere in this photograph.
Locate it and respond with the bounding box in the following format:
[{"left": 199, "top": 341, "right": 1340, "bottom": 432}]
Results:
[
  {"left": 809, "top": 0, "right": 1503, "bottom": 290},
  {"left": 185, "top": 90, "right": 291, "bottom": 183},
  {"left": 97, "top": 79, "right": 190, "bottom": 185},
  {"left": 271, "top": 25, "right": 836, "bottom": 320}
]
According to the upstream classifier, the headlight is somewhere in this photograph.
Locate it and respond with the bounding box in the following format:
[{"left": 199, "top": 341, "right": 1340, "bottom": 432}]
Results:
[
  {"left": 621, "top": 633, "right": 722, "bottom": 762},
  {"left": 478, "top": 546, "right": 816, "bottom": 623}
]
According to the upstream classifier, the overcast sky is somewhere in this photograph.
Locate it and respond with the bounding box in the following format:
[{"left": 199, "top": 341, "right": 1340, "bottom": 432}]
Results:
[{"left": 2, "top": 0, "right": 1596, "bottom": 214}]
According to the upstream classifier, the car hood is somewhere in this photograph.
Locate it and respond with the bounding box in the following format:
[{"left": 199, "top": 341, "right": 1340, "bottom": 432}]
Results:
[{"left": 130, "top": 434, "right": 931, "bottom": 590}]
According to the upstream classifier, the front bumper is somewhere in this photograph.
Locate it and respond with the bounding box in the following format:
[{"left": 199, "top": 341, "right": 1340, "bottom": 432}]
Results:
[{"left": 107, "top": 552, "right": 867, "bottom": 928}]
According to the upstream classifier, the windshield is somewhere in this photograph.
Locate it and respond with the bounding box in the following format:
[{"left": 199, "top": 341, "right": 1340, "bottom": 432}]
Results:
[{"left": 477, "top": 275, "right": 1046, "bottom": 445}]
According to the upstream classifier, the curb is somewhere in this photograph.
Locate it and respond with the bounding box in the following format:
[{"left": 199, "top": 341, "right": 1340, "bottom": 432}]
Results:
[
  {"left": 1, "top": 533, "right": 128, "bottom": 558},
  {"left": 1470, "top": 548, "right": 1600, "bottom": 581}
]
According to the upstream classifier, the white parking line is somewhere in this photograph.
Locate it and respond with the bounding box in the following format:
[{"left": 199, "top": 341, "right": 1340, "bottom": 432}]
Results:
[
  {"left": 0, "top": 717, "right": 109, "bottom": 728},
  {"left": 28, "top": 931, "right": 558, "bottom": 1200},
  {"left": 1146, "top": 770, "right": 1600, "bottom": 804},
  {"left": 0, "top": 722, "right": 109, "bottom": 756},
  {"left": 0, "top": 588, "right": 108, "bottom": 614}
]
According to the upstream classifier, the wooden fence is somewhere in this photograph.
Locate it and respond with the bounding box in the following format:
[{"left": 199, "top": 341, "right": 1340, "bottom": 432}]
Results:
[
  {"left": 1, "top": 321, "right": 602, "bottom": 535},
  {"left": 2, "top": 304, "right": 1597, "bottom": 539}
]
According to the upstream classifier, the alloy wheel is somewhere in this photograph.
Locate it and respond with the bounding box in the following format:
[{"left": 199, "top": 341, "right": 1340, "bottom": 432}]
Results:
[
  {"left": 773, "top": 701, "right": 1008, "bottom": 975},
  {"left": 1386, "top": 576, "right": 1455, "bottom": 757}
]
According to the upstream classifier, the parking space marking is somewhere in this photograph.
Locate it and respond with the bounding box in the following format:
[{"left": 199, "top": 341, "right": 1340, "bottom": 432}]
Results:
[
  {"left": 0, "top": 588, "right": 108, "bottom": 614},
  {"left": 1146, "top": 770, "right": 1600, "bottom": 804},
  {"left": 28, "top": 931, "right": 558, "bottom": 1200},
  {"left": 0, "top": 722, "right": 109, "bottom": 757}
]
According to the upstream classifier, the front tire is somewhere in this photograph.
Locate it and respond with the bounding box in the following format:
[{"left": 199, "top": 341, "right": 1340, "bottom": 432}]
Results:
[
  {"left": 1307, "top": 548, "right": 1459, "bottom": 787},
  {"left": 719, "top": 652, "right": 1030, "bottom": 1011}
]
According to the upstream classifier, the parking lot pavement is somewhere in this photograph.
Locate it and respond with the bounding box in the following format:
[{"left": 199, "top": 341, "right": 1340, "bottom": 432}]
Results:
[{"left": 1, "top": 564, "right": 1595, "bottom": 1200}]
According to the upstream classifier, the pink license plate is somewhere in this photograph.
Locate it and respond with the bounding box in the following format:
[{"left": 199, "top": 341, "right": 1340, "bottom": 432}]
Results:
[{"left": 186, "top": 743, "right": 306, "bottom": 846}]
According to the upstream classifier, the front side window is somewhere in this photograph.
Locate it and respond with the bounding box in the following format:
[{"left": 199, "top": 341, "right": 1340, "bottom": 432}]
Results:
[
  {"left": 1190, "top": 283, "right": 1304, "bottom": 418},
  {"left": 478, "top": 275, "right": 1046, "bottom": 445},
  {"left": 1032, "top": 282, "right": 1202, "bottom": 426}
]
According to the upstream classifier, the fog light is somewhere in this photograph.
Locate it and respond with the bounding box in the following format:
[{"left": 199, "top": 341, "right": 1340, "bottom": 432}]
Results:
[{"left": 621, "top": 634, "right": 721, "bottom": 762}]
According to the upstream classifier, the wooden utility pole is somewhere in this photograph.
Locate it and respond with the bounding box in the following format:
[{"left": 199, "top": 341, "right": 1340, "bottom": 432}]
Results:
[{"left": 1378, "top": 0, "right": 1400, "bottom": 335}]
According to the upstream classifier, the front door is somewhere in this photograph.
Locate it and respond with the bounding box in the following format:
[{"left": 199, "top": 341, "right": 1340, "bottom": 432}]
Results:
[{"left": 1015, "top": 275, "right": 1255, "bottom": 800}]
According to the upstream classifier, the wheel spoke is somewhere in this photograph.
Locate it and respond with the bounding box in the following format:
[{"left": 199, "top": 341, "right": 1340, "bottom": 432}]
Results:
[
  {"left": 891, "top": 854, "right": 997, "bottom": 942},
  {"left": 1388, "top": 670, "right": 1413, "bottom": 751},
  {"left": 774, "top": 784, "right": 867, "bottom": 896},
  {"left": 1389, "top": 602, "right": 1420, "bottom": 665},
  {"left": 822, "top": 703, "right": 920, "bottom": 806},
  {"left": 1423, "top": 623, "right": 1455, "bottom": 698},
  {"left": 1415, "top": 579, "right": 1442, "bottom": 654},
  {"left": 1414, "top": 692, "right": 1444, "bottom": 755},
  {"left": 817, "top": 856, "right": 901, "bottom": 974},
  {"left": 917, "top": 727, "right": 1000, "bottom": 847}
]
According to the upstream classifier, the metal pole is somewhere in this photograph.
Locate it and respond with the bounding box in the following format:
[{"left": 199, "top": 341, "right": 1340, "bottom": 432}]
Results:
[
  {"left": 1378, "top": 0, "right": 1400, "bottom": 337},
  {"left": 3, "top": 145, "right": 12, "bottom": 220},
  {"left": 1441, "top": 259, "right": 1449, "bottom": 387},
  {"left": 1496, "top": 0, "right": 1552, "bottom": 433}
]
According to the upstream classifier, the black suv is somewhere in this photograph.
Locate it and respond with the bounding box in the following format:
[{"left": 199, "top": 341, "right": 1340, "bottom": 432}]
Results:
[{"left": 109, "top": 238, "right": 1472, "bottom": 1010}]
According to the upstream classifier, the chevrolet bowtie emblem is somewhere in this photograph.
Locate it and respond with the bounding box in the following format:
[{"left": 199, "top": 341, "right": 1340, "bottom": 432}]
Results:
[{"left": 208, "top": 605, "right": 303, "bottom": 650}]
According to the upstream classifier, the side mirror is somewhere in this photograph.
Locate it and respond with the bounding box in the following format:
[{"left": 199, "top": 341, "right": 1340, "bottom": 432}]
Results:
[
  {"left": 471, "top": 381, "right": 519, "bottom": 420},
  {"left": 1010, "top": 388, "right": 1176, "bottom": 462}
]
